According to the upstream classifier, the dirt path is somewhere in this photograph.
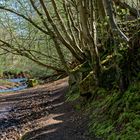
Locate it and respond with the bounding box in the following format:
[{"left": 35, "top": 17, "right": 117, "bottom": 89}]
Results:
[{"left": 0, "top": 78, "right": 100, "bottom": 140}]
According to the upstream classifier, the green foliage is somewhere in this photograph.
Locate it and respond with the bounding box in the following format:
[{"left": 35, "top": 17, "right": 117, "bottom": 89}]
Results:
[
  {"left": 66, "top": 91, "right": 80, "bottom": 102},
  {"left": 116, "top": 6, "right": 130, "bottom": 21},
  {"left": 0, "top": 53, "right": 57, "bottom": 79},
  {"left": 89, "top": 82, "right": 140, "bottom": 140}
]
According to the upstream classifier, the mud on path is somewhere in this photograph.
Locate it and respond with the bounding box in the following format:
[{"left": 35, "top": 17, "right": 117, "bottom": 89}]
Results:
[{"left": 0, "top": 78, "right": 98, "bottom": 140}]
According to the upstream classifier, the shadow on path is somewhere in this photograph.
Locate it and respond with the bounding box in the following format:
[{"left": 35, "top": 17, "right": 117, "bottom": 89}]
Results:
[
  {"left": 0, "top": 78, "right": 101, "bottom": 140},
  {"left": 22, "top": 89, "right": 100, "bottom": 140}
]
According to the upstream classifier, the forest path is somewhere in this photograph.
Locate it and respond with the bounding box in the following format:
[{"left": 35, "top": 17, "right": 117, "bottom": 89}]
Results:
[{"left": 0, "top": 78, "right": 99, "bottom": 140}]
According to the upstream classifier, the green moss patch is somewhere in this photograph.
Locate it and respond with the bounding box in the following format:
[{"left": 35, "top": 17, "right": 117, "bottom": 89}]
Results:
[{"left": 89, "top": 82, "right": 140, "bottom": 140}]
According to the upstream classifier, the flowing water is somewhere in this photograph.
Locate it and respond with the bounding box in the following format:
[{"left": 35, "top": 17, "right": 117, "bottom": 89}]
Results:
[{"left": 0, "top": 78, "right": 28, "bottom": 93}]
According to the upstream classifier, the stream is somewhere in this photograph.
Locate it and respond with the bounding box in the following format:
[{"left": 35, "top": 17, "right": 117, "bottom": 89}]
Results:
[{"left": 0, "top": 78, "right": 28, "bottom": 93}]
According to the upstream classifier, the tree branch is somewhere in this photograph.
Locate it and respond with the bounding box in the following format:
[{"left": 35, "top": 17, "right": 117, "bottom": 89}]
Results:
[
  {"left": 104, "top": 0, "right": 129, "bottom": 42},
  {"left": 0, "top": 6, "right": 49, "bottom": 35}
]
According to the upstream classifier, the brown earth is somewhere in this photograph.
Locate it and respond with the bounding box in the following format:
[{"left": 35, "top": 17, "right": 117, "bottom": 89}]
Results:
[{"left": 0, "top": 78, "right": 101, "bottom": 140}]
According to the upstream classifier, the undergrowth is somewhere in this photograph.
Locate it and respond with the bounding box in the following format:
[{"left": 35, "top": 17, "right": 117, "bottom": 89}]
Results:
[{"left": 88, "top": 82, "right": 140, "bottom": 140}]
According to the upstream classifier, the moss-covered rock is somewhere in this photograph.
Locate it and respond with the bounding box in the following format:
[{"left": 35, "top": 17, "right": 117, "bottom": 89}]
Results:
[
  {"left": 27, "top": 79, "right": 38, "bottom": 87},
  {"left": 79, "top": 71, "right": 96, "bottom": 96},
  {"left": 68, "top": 61, "right": 92, "bottom": 98}
]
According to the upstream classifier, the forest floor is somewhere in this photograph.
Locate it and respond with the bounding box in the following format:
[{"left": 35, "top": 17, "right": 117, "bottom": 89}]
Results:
[{"left": 0, "top": 77, "right": 100, "bottom": 140}]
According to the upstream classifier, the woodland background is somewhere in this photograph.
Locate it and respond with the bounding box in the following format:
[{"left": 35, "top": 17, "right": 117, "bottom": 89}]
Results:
[{"left": 0, "top": 0, "right": 139, "bottom": 139}]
